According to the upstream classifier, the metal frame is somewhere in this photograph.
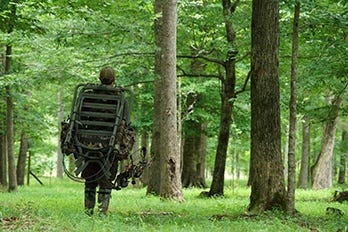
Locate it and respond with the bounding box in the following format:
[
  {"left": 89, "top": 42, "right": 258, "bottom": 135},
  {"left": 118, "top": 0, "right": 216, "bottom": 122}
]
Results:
[{"left": 62, "top": 83, "right": 125, "bottom": 182}]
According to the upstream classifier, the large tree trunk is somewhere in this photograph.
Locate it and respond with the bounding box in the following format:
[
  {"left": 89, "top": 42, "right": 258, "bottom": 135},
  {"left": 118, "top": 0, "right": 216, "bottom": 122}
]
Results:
[
  {"left": 181, "top": 49, "right": 208, "bottom": 189},
  {"left": 298, "top": 115, "right": 310, "bottom": 189},
  {"left": 248, "top": 0, "right": 286, "bottom": 213},
  {"left": 182, "top": 129, "right": 198, "bottom": 188},
  {"left": 182, "top": 121, "right": 203, "bottom": 188},
  {"left": 338, "top": 130, "right": 347, "bottom": 184},
  {"left": 16, "top": 132, "right": 28, "bottom": 185},
  {"left": 208, "top": 0, "right": 237, "bottom": 197},
  {"left": 147, "top": 0, "right": 163, "bottom": 195},
  {"left": 286, "top": 1, "right": 300, "bottom": 215},
  {"left": 312, "top": 95, "right": 344, "bottom": 189},
  {"left": 158, "top": 0, "right": 183, "bottom": 201}
]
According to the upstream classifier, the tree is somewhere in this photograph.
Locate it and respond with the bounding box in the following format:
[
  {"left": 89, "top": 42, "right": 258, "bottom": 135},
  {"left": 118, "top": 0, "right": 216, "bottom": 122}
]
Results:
[
  {"left": 298, "top": 115, "right": 310, "bottom": 189},
  {"left": 147, "top": 0, "right": 163, "bottom": 195},
  {"left": 312, "top": 91, "right": 346, "bottom": 189},
  {"left": 182, "top": 119, "right": 207, "bottom": 188},
  {"left": 0, "top": 127, "right": 7, "bottom": 186},
  {"left": 177, "top": 0, "right": 251, "bottom": 194},
  {"left": 4, "top": 0, "right": 18, "bottom": 192},
  {"left": 248, "top": 0, "right": 286, "bottom": 213},
  {"left": 286, "top": 1, "right": 300, "bottom": 215},
  {"left": 0, "top": 60, "right": 8, "bottom": 187},
  {"left": 158, "top": 0, "right": 182, "bottom": 200},
  {"left": 208, "top": 0, "right": 239, "bottom": 197},
  {"left": 16, "top": 132, "right": 28, "bottom": 185},
  {"left": 338, "top": 130, "right": 347, "bottom": 184},
  {"left": 297, "top": 0, "right": 347, "bottom": 189},
  {"left": 148, "top": 0, "right": 183, "bottom": 200},
  {"left": 181, "top": 59, "right": 208, "bottom": 188}
]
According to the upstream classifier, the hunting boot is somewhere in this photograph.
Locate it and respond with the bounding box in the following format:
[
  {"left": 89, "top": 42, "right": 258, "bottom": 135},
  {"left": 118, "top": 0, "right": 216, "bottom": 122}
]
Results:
[
  {"left": 84, "top": 187, "right": 96, "bottom": 216},
  {"left": 97, "top": 188, "right": 112, "bottom": 217}
]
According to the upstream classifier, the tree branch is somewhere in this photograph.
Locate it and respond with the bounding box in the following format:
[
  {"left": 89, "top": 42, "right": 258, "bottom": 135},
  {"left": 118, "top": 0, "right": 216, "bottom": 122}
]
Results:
[
  {"left": 177, "top": 65, "right": 222, "bottom": 80},
  {"left": 235, "top": 69, "right": 251, "bottom": 95},
  {"left": 177, "top": 54, "right": 225, "bottom": 66}
]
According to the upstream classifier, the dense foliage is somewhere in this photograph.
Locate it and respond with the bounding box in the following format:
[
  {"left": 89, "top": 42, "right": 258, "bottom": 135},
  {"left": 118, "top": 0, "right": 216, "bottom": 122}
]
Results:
[{"left": 0, "top": 0, "right": 347, "bottom": 182}]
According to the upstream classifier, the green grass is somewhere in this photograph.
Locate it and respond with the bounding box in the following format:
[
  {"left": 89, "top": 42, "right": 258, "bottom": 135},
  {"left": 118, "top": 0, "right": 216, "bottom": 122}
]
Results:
[{"left": 1, "top": 178, "right": 348, "bottom": 232}]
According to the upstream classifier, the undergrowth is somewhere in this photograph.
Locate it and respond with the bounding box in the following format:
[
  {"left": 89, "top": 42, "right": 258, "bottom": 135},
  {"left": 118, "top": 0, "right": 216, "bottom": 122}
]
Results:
[{"left": 1, "top": 178, "right": 347, "bottom": 231}]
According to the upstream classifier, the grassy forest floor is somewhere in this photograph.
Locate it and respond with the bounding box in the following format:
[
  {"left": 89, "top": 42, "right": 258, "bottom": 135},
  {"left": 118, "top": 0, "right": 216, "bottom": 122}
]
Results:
[{"left": 1, "top": 178, "right": 347, "bottom": 232}]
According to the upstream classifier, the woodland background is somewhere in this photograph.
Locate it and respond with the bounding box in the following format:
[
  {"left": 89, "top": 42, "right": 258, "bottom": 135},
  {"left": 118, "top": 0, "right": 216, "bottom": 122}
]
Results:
[{"left": 0, "top": 0, "right": 347, "bottom": 214}]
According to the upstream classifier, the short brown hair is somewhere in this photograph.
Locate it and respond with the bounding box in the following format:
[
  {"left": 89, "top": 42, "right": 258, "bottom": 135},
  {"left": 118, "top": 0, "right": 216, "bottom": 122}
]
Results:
[{"left": 99, "top": 66, "right": 115, "bottom": 85}]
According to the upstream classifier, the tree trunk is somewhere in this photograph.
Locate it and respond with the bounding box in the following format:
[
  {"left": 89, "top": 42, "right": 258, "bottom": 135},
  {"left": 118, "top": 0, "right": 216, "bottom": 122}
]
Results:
[
  {"left": 208, "top": 0, "right": 237, "bottom": 197},
  {"left": 6, "top": 84, "right": 17, "bottom": 192},
  {"left": 298, "top": 115, "right": 310, "bottom": 188},
  {"left": 5, "top": 0, "right": 18, "bottom": 193},
  {"left": 338, "top": 130, "right": 347, "bottom": 184},
  {"left": 140, "top": 132, "right": 150, "bottom": 186},
  {"left": 56, "top": 89, "right": 64, "bottom": 178},
  {"left": 312, "top": 95, "right": 344, "bottom": 189},
  {"left": 158, "top": 0, "right": 183, "bottom": 201},
  {"left": 0, "top": 50, "right": 7, "bottom": 186},
  {"left": 182, "top": 121, "right": 201, "bottom": 188},
  {"left": 286, "top": 1, "right": 300, "bottom": 215},
  {"left": 0, "top": 131, "right": 7, "bottom": 186},
  {"left": 5, "top": 45, "right": 16, "bottom": 191},
  {"left": 248, "top": 0, "right": 286, "bottom": 213},
  {"left": 147, "top": 0, "right": 163, "bottom": 196},
  {"left": 0, "top": 107, "right": 8, "bottom": 185},
  {"left": 16, "top": 90, "right": 31, "bottom": 186},
  {"left": 182, "top": 89, "right": 207, "bottom": 188},
  {"left": 197, "top": 122, "right": 208, "bottom": 188},
  {"left": 16, "top": 132, "right": 28, "bottom": 185},
  {"left": 181, "top": 50, "right": 207, "bottom": 188}
]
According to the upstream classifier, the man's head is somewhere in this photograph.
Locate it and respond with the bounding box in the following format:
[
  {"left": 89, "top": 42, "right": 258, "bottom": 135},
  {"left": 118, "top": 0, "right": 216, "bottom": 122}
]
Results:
[{"left": 99, "top": 66, "right": 115, "bottom": 85}]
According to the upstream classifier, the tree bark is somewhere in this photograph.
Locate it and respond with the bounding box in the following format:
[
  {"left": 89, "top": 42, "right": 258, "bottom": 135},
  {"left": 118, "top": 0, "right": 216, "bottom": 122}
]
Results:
[
  {"left": 298, "top": 115, "right": 310, "bottom": 188},
  {"left": 248, "top": 0, "right": 286, "bottom": 213},
  {"left": 182, "top": 84, "right": 207, "bottom": 188},
  {"left": 182, "top": 120, "right": 205, "bottom": 188},
  {"left": 338, "top": 130, "right": 347, "bottom": 184},
  {"left": 16, "top": 132, "right": 28, "bottom": 185},
  {"left": 5, "top": 0, "right": 18, "bottom": 193},
  {"left": 197, "top": 122, "right": 208, "bottom": 188},
  {"left": 0, "top": 127, "right": 7, "bottom": 186},
  {"left": 286, "top": 1, "right": 300, "bottom": 215},
  {"left": 0, "top": 50, "right": 7, "bottom": 186},
  {"left": 0, "top": 89, "right": 7, "bottom": 185},
  {"left": 147, "top": 0, "right": 163, "bottom": 195},
  {"left": 140, "top": 132, "right": 150, "bottom": 186},
  {"left": 208, "top": 0, "right": 238, "bottom": 197},
  {"left": 158, "top": 0, "right": 183, "bottom": 201},
  {"left": 6, "top": 84, "right": 17, "bottom": 192},
  {"left": 16, "top": 90, "right": 31, "bottom": 185},
  {"left": 181, "top": 50, "right": 208, "bottom": 188},
  {"left": 312, "top": 95, "right": 344, "bottom": 189}
]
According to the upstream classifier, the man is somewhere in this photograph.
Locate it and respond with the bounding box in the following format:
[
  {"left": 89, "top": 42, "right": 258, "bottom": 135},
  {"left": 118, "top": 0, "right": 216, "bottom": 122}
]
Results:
[{"left": 82, "top": 66, "right": 130, "bottom": 216}]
